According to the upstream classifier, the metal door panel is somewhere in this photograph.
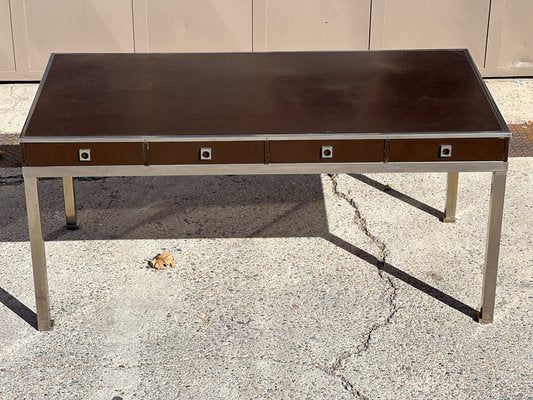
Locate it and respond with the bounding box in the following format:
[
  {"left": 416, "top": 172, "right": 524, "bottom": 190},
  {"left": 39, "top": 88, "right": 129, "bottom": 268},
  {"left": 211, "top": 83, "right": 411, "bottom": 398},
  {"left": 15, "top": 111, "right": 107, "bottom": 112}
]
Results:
[
  {"left": 253, "top": 0, "right": 371, "bottom": 51},
  {"left": 0, "top": 0, "right": 14, "bottom": 71},
  {"left": 484, "top": 0, "right": 533, "bottom": 76},
  {"left": 497, "top": 0, "right": 532, "bottom": 68},
  {"left": 370, "top": 0, "right": 490, "bottom": 66},
  {"left": 21, "top": 0, "right": 134, "bottom": 72},
  {"left": 136, "top": 0, "right": 252, "bottom": 52}
]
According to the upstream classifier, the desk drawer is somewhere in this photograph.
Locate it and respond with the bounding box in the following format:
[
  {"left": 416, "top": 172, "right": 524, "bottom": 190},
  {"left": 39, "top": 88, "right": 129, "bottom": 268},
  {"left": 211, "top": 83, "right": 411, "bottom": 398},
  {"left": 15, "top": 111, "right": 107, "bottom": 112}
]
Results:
[
  {"left": 149, "top": 141, "right": 264, "bottom": 164},
  {"left": 268, "top": 140, "right": 385, "bottom": 163},
  {"left": 22, "top": 142, "right": 144, "bottom": 166},
  {"left": 388, "top": 138, "right": 508, "bottom": 162}
]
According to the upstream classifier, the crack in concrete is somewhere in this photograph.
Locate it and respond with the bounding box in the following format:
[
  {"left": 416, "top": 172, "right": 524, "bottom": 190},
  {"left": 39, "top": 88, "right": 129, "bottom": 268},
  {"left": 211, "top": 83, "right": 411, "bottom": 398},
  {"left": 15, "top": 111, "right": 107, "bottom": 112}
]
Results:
[
  {"left": 328, "top": 173, "right": 389, "bottom": 262},
  {"left": 0, "top": 174, "right": 23, "bottom": 186},
  {"left": 340, "top": 375, "right": 370, "bottom": 400},
  {"left": 0, "top": 85, "right": 23, "bottom": 112},
  {"left": 316, "top": 173, "right": 401, "bottom": 399},
  {"left": 258, "top": 355, "right": 318, "bottom": 369}
]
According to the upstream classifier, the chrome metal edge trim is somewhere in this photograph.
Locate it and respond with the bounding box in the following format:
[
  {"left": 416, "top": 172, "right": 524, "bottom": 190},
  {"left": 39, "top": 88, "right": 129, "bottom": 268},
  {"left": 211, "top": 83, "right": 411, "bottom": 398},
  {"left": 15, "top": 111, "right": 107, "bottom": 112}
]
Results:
[
  {"left": 19, "top": 131, "right": 511, "bottom": 143},
  {"left": 22, "top": 161, "right": 508, "bottom": 178},
  {"left": 48, "top": 49, "right": 478, "bottom": 58}
]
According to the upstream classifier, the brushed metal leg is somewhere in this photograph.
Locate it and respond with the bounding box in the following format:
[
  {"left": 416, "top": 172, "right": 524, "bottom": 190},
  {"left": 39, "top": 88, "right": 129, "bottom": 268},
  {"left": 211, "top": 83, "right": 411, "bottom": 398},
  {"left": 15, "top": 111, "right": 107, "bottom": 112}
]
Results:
[
  {"left": 24, "top": 177, "right": 53, "bottom": 331},
  {"left": 62, "top": 177, "right": 78, "bottom": 229},
  {"left": 479, "top": 171, "right": 507, "bottom": 324},
  {"left": 443, "top": 172, "right": 459, "bottom": 223}
]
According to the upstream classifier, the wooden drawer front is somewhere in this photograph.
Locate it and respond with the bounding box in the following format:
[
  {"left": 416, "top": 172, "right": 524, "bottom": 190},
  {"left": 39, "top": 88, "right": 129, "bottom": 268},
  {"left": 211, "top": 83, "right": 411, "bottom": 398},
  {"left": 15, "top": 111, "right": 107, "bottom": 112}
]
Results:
[
  {"left": 388, "top": 138, "right": 508, "bottom": 162},
  {"left": 22, "top": 142, "right": 144, "bottom": 166},
  {"left": 149, "top": 141, "right": 264, "bottom": 164},
  {"left": 268, "top": 140, "right": 385, "bottom": 163}
]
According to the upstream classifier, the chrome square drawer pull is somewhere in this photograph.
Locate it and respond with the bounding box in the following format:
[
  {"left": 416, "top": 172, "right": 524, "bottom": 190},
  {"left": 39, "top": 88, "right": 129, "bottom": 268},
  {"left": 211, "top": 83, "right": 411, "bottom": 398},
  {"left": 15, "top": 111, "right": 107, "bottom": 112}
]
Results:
[
  {"left": 200, "top": 147, "right": 212, "bottom": 160},
  {"left": 321, "top": 145, "right": 333, "bottom": 159},
  {"left": 439, "top": 144, "right": 452, "bottom": 158},
  {"left": 78, "top": 148, "right": 91, "bottom": 161}
]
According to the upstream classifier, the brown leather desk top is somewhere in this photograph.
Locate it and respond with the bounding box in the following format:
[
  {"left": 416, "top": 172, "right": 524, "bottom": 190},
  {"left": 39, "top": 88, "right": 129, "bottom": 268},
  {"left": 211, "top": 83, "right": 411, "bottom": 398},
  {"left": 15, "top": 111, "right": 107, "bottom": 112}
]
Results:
[{"left": 21, "top": 50, "right": 508, "bottom": 141}]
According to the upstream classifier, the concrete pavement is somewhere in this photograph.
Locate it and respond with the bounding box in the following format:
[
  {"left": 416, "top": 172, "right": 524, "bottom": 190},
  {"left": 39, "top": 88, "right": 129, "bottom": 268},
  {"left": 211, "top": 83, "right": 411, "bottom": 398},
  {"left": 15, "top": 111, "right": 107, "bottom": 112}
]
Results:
[{"left": 0, "top": 80, "right": 532, "bottom": 399}]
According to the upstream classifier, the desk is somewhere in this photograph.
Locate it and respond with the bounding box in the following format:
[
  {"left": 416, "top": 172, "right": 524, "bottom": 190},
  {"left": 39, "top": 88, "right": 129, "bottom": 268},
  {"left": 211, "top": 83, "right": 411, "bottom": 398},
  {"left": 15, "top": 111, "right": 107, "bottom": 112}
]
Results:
[{"left": 20, "top": 50, "right": 509, "bottom": 331}]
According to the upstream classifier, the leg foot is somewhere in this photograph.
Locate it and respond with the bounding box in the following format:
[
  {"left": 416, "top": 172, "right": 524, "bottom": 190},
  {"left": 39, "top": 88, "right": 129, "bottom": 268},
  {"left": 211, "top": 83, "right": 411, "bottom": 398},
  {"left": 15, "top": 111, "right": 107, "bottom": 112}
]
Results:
[{"left": 478, "top": 309, "right": 492, "bottom": 324}]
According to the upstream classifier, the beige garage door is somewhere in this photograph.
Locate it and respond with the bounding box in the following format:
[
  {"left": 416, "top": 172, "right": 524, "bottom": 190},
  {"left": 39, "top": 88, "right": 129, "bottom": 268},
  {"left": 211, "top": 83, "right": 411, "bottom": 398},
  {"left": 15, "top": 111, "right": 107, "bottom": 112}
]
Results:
[
  {"left": 1, "top": 0, "right": 532, "bottom": 79},
  {"left": 485, "top": 0, "right": 533, "bottom": 76},
  {"left": 133, "top": 0, "right": 252, "bottom": 52},
  {"left": 10, "top": 0, "right": 134, "bottom": 75},
  {"left": 253, "top": 0, "right": 371, "bottom": 51},
  {"left": 370, "top": 0, "right": 491, "bottom": 66},
  {"left": 0, "top": 0, "right": 15, "bottom": 72}
]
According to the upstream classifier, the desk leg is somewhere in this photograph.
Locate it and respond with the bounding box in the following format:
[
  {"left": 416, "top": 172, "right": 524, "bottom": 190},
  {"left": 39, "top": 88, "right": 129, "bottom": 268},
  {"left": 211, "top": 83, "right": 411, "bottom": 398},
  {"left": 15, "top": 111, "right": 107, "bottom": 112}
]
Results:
[
  {"left": 479, "top": 171, "right": 507, "bottom": 324},
  {"left": 444, "top": 170, "right": 506, "bottom": 323},
  {"left": 443, "top": 172, "right": 459, "bottom": 223},
  {"left": 24, "top": 177, "right": 53, "bottom": 331},
  {"left": 62, "top": 177, "right": 78, "bottom": 229}
]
